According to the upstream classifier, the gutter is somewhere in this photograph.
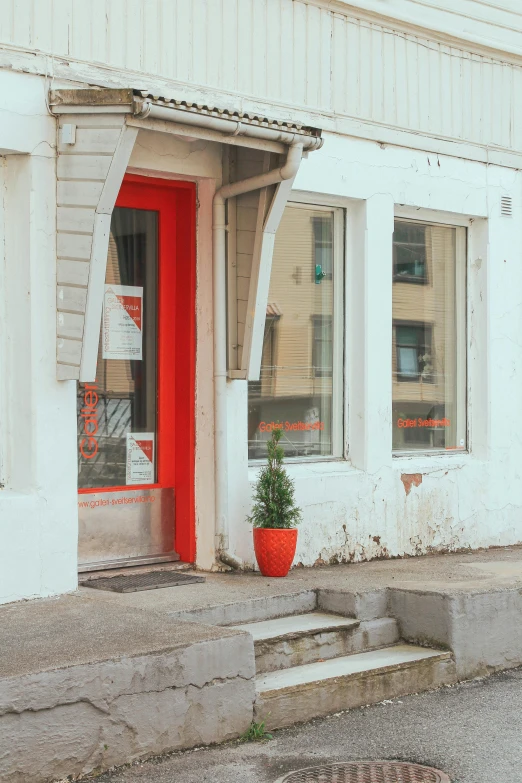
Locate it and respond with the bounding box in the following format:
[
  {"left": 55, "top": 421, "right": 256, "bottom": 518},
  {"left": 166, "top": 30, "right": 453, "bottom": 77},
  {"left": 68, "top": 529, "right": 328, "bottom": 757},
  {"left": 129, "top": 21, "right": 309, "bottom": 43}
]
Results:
[{"left": 136, "top": 97, "right": 323, "bottom": 151}]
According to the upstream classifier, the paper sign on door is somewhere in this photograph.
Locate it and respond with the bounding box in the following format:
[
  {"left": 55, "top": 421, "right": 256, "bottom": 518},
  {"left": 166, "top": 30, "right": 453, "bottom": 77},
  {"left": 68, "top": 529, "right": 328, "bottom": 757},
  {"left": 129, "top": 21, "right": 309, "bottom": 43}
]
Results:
[
  {"left": 103, "top": 284, "right": 143, "bottom": 360},
  {"left": 126, "top": 433, "right": 155, "bottom": 485}
]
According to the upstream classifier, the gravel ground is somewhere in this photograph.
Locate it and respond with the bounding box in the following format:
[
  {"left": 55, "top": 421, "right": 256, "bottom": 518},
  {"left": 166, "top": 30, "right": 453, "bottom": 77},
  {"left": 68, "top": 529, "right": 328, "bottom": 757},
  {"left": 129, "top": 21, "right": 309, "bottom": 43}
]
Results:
[{"left": 91, "top": 667, "right": 522, "bottom": 783}]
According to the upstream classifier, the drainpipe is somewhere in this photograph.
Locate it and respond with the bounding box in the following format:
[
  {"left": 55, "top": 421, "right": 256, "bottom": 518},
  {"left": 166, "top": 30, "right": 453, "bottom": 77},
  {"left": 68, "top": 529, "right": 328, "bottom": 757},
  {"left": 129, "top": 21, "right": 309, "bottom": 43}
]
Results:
[{"left": 213, "top": 143, "right": 304, "bottom": 569}]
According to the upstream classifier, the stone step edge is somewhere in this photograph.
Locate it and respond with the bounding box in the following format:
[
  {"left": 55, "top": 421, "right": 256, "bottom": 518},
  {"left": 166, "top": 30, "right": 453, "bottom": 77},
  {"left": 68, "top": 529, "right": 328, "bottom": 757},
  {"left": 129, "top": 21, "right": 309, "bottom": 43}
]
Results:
[
  {"left": 246, "top": 617, "right": 361, "bottom": 645},
  {"left": 256, "top": 649, "right": 453, "bottom": 697},
  {"left": 253, "top": 618, "right": 401, "bottom": 676}
]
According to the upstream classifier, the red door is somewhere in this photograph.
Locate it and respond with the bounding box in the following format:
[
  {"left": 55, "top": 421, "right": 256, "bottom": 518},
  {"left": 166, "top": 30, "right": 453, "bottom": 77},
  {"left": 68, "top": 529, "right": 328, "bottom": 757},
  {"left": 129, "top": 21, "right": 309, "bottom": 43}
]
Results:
[{"left": 77, "top": 176, "right": 196, "bottom": 569}]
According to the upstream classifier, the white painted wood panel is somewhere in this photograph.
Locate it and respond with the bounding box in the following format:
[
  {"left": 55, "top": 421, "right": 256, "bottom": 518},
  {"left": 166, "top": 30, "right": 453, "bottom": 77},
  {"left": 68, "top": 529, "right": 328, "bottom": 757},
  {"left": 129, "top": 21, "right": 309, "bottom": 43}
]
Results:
[
  {"left": 57, "top": 207, "right": 96, "bottom": 233},
  {"left": 57, "top": 311, "right": 85, "bottom": 340},
  {"left": 57, "top": 337, "right": 83, "bottom": 365},
  {"left": 57, "top": 155, "right": 113, "bottom": 182},
  {"left": 57, "top": 259, "right": 91, "bottom": 287},
  {"left": 54, "top": 116, "right": 136, "bottom": 380},
  {"left": 57, "top": 181, "right": 104, "bottom": 208},
  {"left": 57, "top": 128, "right": 122, "bottom": 154},
  {"left": 57, "top": 285, "right": 88, "bottom": 314},
  {"left": 57, "top": 232, "right": 93, "bottom": 261},
  {"left": 4, "top": 0, "right": 522, "bottom": 155}
]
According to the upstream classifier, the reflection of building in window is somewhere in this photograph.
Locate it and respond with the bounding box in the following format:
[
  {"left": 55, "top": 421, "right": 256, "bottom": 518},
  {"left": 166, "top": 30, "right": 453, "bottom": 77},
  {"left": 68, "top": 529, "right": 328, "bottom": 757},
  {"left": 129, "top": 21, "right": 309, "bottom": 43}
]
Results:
[
  {"left": 247, "top": 206, "right": 338, "bottom": 459},
  {"left": 392, "top": 218, "right": 466, "bottom": 453},
  {"left": 312, "top": 316, "right": 333, "bottom": 377},
  {"left": 312, "top": 216, "right": 333, "bottom": 280},
  {"left": 395, "top": 323, "right": 433, "bottom": 382},
  {"left": 250, "top": 307, "right": 280, "bottom": 399},
  {"left": 393, "top": 221, "right": 427, "bottom": 283}
]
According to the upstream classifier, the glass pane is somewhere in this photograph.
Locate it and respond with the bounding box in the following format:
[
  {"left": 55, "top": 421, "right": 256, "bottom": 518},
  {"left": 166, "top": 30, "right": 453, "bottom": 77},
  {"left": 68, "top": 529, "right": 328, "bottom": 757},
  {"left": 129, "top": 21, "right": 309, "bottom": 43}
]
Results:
[
  {"left": 394, "top": 222, "right": 427, "bottom": 281},
  {"left": 397, "top": 346, "right": 419, "bottom": 377},
  {"left": 392, "top": 220, "right": 466, "bottom": 452},
  {"left": 77, "top": 208, "right": 158, "bottom": 488},
  {"left": 248, "top": 206, "right": 335, "bottom": 459}
]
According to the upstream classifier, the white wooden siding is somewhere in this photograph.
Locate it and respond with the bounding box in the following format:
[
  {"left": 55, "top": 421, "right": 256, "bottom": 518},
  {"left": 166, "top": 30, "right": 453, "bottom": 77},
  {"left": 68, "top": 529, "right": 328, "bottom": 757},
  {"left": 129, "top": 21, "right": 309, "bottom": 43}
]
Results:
[
  {"left": 4, "top": 1, "right": 522, "bottom": 155},
  {"left": 55, "top": 114, "right": 138, "bottom": 380}
]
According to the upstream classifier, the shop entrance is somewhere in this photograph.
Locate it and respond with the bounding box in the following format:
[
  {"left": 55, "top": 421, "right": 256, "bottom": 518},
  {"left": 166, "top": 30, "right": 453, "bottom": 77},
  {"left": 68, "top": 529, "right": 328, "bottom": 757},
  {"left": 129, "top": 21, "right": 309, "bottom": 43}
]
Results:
[{"left": 77, "top": 176, "right": 196, "bottom": 571}]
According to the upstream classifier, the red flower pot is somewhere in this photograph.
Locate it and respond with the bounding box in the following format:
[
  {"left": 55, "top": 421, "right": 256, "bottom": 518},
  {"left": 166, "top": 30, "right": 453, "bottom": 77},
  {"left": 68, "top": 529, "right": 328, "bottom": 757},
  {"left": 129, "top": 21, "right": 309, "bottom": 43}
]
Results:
[{"left": 253, "top": 528, "right": 298, "bottom": 577}]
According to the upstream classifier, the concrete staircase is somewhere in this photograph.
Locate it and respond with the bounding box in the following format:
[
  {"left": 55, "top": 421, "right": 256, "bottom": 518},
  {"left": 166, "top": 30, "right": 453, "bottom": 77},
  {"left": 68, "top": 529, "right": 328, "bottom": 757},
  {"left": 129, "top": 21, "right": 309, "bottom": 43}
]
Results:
[{"left": 232, "top": 608, "right": 456, "bottom": 729}]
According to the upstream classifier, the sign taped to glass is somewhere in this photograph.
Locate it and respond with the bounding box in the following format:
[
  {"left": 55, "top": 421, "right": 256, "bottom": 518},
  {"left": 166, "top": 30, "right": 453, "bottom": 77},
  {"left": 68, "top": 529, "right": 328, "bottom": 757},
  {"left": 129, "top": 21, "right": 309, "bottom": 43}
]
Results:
[
  {"left": 126, "top": 433, "right": 155, "bottom": 485},
  {"left": 103, "top": 284, "right": 143, "bottom": 360}
]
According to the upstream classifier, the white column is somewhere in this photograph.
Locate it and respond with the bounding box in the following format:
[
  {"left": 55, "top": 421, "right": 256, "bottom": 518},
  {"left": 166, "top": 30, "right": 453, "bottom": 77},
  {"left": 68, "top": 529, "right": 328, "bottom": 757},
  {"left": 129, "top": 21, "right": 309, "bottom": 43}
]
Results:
[
  {"left": 467, "top": 217, "right": 490, "bottom": 461},
  {"left": 348, "top": 194, "right": 394, "bottom": 474},
  {"left": 1, "top": 153, "right": 78, "bottom": 602}
]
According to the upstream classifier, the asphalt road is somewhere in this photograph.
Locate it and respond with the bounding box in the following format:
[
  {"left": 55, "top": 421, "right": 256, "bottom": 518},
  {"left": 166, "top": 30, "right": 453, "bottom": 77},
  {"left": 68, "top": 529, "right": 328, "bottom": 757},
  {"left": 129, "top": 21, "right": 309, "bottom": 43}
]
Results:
[{"left": 93, "top": 668, "right": 522, "bottom": 783}]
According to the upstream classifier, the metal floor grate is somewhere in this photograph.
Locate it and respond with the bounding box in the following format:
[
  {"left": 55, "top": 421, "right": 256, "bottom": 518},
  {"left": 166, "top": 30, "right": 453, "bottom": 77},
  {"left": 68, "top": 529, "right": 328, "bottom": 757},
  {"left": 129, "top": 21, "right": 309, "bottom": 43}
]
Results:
[
  {"left": 84, "top": 570, "right": 205, "bottom": 593},
  {"left": 275, "top": 762, "right": 450, "bottom": 783}
]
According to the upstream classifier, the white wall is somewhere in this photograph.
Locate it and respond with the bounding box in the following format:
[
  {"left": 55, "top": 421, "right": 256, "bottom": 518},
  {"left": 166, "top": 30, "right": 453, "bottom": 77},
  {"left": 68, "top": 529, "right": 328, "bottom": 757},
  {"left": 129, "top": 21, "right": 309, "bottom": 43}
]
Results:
[
  {"left": 226, "top": 134, "right": 522, "bottom": 567},
  {"left": 3, "top": 75, "right": 519, "bottom": 587},
  {"left": 0, "top": 108, "right": 225, "bottom": 602},
  {"left": 2, "top": 1, "right": 522, "bottom": 170},
  {"left": 0, "top": 72, "right": 78, "bottom": 604}
]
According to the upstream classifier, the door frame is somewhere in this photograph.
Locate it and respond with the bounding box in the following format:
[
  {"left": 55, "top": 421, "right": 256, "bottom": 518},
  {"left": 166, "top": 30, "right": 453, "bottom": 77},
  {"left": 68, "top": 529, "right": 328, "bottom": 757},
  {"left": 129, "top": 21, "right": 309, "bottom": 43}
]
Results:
[{"left": 77, "top": 174, "right": 197, "bottom": 564}]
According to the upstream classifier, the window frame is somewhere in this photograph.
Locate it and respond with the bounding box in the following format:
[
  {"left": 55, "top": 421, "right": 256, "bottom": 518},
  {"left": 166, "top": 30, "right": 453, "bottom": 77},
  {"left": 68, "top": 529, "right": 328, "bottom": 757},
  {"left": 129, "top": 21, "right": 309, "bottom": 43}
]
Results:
[
  {"left": 248, "top": 200, "right": 345, "bottom": 464},
  {"left": 0, "top": 159, "right": 5, "bottom": 488},
  {"left": 392, "top": 216, "right": 468, "bottom": 457}
]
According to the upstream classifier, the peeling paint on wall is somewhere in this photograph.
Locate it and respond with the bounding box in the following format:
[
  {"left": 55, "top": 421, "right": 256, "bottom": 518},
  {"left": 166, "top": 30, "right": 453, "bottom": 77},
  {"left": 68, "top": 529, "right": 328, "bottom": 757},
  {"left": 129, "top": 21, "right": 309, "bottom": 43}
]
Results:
[{"left": 401, "top": 473, "right": 423, "bottom": 495}]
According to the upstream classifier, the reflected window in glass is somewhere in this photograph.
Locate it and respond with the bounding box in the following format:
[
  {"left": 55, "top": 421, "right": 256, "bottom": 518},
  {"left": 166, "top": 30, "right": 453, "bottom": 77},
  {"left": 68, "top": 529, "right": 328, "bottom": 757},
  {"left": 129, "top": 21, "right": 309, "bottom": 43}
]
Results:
[{"left": 248, "top": 205, "right": 343, "bottom": 460}]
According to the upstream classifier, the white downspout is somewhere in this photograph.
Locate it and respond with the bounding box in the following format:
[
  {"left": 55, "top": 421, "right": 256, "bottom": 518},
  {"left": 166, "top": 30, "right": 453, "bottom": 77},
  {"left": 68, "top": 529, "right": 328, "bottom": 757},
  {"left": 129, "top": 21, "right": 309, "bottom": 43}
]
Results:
[{"left": 213, "top": 143, "right": 304, "bottom": 569}]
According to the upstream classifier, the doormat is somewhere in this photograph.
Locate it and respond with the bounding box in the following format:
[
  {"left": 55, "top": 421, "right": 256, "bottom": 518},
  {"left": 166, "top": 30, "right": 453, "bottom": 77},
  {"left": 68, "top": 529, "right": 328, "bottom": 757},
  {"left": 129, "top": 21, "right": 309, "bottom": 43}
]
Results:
[{"left": 84, "top": 571, "right": 205, "bottom": 593}]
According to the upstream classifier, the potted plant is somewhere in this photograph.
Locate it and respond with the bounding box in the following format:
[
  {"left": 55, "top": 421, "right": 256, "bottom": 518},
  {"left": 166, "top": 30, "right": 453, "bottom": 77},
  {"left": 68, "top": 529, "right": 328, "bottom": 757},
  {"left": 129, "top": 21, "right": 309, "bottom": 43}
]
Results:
[{"left": 248, "top": 428, "right": 302, "bottom": 577}]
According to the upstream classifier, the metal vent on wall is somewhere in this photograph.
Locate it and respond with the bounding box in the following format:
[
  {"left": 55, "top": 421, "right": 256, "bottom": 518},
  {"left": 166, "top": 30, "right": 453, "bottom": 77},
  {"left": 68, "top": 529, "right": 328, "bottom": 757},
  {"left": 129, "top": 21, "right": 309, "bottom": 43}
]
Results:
[{"left": 501, "top": 196, "right": 513, "bottom": 217}]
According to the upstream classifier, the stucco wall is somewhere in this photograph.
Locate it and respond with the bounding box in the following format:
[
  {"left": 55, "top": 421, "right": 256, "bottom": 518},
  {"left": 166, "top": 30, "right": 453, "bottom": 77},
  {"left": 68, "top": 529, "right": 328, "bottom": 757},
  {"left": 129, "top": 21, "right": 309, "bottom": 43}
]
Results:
[
  {"left": 226, "top": 134, "right": 522, "bottom": 567},
  {"left": 2, "top": 64, "right": 522, "bottom": 601},
  {"left": 0, "top": 72, "right": 78, "bottom": 604}
]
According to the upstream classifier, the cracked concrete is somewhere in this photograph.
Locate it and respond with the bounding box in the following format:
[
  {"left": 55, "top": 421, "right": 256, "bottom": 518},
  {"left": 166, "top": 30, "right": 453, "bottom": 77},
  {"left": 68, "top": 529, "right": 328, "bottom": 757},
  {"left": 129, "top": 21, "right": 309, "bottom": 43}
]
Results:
[
  {"left": 3, "top": 549, "right": 522, "bottom": 781},
  {"left": 0, "top": 596, "right": 255, "bottom": 783}
]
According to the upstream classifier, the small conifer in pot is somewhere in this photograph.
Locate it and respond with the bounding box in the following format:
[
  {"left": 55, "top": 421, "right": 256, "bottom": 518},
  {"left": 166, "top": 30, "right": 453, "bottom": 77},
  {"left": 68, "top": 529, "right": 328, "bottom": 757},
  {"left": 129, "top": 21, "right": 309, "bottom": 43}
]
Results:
[{"left": 248, "top": 429, "right": 301, "bottom": 577}]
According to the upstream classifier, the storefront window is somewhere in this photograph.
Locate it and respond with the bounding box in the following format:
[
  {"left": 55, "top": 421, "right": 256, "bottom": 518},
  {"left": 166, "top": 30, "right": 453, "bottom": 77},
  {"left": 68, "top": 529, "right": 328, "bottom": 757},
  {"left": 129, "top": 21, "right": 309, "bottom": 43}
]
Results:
[
  {"left": 392, "top": 219, "right": 466, "bottom": 452},
  {"left": 248, "top": 204, "right": 342, "bottom": 459},
  {"left": 77, "top": 208, "right": 158, "bottom": 488}
]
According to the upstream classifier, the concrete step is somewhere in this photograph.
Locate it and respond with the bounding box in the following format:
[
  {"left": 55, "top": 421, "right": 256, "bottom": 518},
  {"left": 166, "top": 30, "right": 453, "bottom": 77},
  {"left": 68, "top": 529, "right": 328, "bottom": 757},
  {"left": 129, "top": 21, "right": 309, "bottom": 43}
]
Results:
[
  {"left": 255, "top": 643, "right": 456, "bottom": 729},
  {"left": 232, "top": 612, "right": 399, "bottom": 674}
]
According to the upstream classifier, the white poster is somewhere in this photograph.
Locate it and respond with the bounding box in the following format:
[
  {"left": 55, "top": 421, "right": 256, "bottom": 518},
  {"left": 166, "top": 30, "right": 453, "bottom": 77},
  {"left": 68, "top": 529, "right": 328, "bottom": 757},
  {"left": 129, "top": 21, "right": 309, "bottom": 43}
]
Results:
[
  {"left": 103, "top": 284, "right": 143, "bottom": 360},
  {"left": 126, "top": 433, "right": 155, "bottom": 485}
]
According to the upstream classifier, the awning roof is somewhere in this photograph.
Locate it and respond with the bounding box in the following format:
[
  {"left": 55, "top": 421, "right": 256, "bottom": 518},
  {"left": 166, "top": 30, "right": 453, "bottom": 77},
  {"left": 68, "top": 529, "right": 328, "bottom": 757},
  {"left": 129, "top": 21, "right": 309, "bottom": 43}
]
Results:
[{"left": 134, "top": 90, "right": 322, "bottom": 138}]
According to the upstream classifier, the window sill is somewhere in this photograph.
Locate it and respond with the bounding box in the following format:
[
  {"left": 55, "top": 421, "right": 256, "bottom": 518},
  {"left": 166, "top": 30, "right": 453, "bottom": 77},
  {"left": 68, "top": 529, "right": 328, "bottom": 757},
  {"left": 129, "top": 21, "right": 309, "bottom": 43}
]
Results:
[
  {"left": 248, "top": 458, "right": 361, "bottom": 482},
  {"left": 392, "top": 451, "right": 471, "bottom": 472}
]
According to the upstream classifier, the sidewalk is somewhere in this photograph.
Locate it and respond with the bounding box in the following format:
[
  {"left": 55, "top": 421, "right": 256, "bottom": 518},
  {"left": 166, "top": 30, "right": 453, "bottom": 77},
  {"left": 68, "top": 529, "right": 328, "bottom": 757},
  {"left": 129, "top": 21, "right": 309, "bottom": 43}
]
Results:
[
  {"left": 2, "top": 546, "right": 522, "bottom": 783},
  {"left": 78, "top": 545, "right": 522, "bottom": 617},
  {"left": 92, "top": 667, "right": 522, "bottom": 783}
]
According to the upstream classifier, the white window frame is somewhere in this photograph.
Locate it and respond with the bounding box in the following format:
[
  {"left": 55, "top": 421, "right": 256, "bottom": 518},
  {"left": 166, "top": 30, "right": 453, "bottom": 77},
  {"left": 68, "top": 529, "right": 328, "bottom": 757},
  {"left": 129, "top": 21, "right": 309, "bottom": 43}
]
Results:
[
  {"left": 0, "top": 158, "right": 5, "bottom": 487},
  {"left": 391, "top": 215, "right": 468, "bottom": 457},
  {"left": 248, "top": 200, "right": 345, "bottom": 463}
]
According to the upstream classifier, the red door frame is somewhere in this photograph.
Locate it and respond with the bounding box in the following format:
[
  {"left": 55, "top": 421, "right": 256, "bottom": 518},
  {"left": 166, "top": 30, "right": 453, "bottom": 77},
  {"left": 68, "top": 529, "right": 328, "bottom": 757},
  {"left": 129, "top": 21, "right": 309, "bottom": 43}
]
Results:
[{"left": 78, "top": 175, "right": 197, "bottom": 563}]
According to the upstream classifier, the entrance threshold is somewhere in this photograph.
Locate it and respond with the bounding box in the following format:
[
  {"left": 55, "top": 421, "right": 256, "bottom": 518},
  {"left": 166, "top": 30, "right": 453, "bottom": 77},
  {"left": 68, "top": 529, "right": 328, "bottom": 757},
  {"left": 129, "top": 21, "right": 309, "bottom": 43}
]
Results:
[{"left": 78, "top": 552, "right": 180, "bottom": 575}]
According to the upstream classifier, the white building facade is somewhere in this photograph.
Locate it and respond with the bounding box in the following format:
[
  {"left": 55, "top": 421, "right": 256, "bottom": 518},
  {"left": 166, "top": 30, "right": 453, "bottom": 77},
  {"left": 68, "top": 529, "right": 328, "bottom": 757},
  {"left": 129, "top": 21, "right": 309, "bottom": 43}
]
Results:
[{"left": 1, "top": 0, "right": 522, "bottom": 604}]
